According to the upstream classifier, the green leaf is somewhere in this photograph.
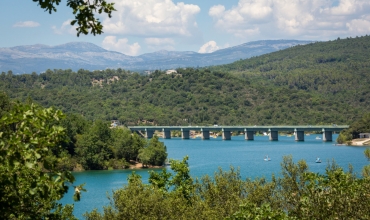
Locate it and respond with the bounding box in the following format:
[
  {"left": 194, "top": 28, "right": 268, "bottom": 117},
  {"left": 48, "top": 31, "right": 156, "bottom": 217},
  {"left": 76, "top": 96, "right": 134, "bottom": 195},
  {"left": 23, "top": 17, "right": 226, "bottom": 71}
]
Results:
[
  {"left": 25, "top": 162, "right": 35, "bottom": 169},
  {"left": 29, "top": 188, "right": 37, "bottom": 195}
]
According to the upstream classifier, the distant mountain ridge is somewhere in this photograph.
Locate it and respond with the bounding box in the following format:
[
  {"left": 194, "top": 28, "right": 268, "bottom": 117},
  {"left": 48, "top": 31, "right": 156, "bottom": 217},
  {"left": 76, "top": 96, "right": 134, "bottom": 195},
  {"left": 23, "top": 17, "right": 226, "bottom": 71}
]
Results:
[{"left": 0, "top": 40, "right": 312, "bottom": 74}]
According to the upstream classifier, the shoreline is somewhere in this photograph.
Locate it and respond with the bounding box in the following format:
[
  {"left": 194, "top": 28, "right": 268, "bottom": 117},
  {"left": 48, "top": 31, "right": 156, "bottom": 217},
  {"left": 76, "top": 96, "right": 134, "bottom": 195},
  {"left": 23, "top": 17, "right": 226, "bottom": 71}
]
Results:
[
  {"left": 129, "top": 162, "right": 165, "bottom": 169},
  {"left": 348, "top": 138, "right": 370, "bottom": 146},
  {"left": 71, "top": 162, "right": 166, "bottom": 172}
]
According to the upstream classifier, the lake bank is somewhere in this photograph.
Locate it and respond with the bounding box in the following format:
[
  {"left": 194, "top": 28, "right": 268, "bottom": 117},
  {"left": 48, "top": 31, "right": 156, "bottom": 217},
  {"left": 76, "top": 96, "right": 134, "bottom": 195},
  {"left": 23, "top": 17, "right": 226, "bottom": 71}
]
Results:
[{"left": 349, "top": 138, "right": 370, "bottom": 146}]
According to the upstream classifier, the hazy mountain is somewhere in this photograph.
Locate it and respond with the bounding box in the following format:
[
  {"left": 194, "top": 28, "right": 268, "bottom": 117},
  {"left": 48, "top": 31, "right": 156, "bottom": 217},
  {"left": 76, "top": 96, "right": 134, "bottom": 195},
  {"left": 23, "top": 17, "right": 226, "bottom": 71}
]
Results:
[{"left": 0, "top": 40, "right": 312, "bottom": 74}]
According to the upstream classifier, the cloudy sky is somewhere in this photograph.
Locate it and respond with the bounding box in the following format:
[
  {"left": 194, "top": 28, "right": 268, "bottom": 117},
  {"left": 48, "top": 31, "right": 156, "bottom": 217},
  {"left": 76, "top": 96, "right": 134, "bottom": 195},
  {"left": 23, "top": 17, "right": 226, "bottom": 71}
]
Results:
[{"left": 1, "top": 0, "right": 370, "bottom": 55}]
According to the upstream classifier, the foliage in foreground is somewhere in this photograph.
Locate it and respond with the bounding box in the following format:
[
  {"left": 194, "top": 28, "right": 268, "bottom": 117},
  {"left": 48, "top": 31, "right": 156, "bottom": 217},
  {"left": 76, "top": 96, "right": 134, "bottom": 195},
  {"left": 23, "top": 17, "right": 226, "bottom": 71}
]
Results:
[
  {"left": 84, "top": 154, "right": 370, "bottom": 220},
  {"left": 32, "top": 0, "right": 115, "bottom": 36},
  {"left": 1, "top": 94, "right": 167, "bottom": 171},
  {"left": 0, "top": 102, "right": 79, "bottom": 219},
  {"left": 0, "top": 98, "right": 167, "bottom": 219}
]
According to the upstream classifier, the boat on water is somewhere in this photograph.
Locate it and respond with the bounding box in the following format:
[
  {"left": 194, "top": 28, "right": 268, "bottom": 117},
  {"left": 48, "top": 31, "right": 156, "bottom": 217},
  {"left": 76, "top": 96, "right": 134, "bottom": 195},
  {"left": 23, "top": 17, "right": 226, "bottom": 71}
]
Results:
[
  {"left": 315, "top": 158, "right": 322, "bottom": 163},
  {"left": 316, "top": 136, "right": 321, "bottom": 140},
  {"left": 264, "top": 155, "right": 271, "bottom": 161}
]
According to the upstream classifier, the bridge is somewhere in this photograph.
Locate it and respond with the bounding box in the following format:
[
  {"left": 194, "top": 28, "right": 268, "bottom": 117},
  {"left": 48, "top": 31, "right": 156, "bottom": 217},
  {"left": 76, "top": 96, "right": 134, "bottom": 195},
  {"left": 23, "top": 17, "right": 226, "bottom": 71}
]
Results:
[{"left": 128, "top": 125, "right": 349, "bottom": 142}]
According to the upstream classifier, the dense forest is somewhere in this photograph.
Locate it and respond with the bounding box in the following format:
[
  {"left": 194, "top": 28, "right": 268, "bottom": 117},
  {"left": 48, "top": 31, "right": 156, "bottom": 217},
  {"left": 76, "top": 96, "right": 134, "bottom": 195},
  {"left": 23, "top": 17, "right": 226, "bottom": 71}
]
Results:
[
  {"left": 0, "top": 93, "right": 167, "bottom": 172},
  {"left": 2, "top": 36, "right": 370, "bottom": 126},
  {"left": 211, "top": 36, "right": 370, "bottom": 117}
]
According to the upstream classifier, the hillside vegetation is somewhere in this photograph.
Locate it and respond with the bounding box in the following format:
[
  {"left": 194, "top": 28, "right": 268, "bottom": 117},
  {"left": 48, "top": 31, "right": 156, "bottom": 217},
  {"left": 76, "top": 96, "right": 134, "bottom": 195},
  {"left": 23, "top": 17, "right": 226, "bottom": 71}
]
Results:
[
  {"left": 1, "top": 36, "right": 370, "bottom": 125},
  {"left": 211, "top": 36, "right": 370, "bottom": 110}
]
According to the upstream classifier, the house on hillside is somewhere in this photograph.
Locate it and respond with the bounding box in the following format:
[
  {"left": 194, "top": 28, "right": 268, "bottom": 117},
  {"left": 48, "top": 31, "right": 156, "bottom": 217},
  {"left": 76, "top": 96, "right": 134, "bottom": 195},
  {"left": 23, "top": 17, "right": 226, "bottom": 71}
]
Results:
[
  {"left": 359, "top": 133, "right": 370, "bottom": 138},
  {"left": 166, "top": 69, "right": 177, "bottom": 74}
]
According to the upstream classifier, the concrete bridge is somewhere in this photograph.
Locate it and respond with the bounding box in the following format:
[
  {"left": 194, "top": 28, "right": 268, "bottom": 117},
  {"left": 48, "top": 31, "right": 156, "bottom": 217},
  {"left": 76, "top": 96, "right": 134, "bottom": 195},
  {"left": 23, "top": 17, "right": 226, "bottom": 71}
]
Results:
[{"left": 128, "top": 125, "right": 349, "bottom": 142}]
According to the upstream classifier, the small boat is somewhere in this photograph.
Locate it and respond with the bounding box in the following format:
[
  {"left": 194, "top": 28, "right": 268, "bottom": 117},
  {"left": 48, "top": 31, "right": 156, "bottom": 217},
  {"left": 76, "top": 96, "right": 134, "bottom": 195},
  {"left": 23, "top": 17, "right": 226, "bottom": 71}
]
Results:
[
  {"left": 264, "top": 155, "right": 271, "bottom": 161},
  {"left": 316, "top": 136, "right": 321, "bottom": 140},
  {"left": 315, "top": 158, "right": 322, "bottom": 163}
]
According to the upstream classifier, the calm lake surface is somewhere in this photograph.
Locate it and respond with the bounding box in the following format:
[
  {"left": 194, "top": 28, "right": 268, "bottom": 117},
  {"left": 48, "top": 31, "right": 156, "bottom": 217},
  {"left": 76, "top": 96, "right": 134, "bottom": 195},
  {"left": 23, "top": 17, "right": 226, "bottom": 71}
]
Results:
[{"left": 60, "top": 134, "right": 369, "bottom": 219}]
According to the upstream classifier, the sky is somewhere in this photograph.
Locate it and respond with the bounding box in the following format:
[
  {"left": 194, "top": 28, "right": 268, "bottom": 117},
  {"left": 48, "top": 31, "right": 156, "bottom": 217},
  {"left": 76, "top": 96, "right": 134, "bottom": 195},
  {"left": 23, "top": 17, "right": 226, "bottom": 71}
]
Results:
[{"left": 1, "top": 0, "right": 370, "bottom": 56}]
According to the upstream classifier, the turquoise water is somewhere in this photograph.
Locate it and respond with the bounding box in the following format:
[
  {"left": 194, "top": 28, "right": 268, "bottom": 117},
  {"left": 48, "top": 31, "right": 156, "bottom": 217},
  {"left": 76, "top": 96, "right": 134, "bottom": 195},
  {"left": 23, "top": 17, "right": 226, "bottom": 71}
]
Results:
[{"left": 60, "top": 134, "right": 370, "bottom": 219}]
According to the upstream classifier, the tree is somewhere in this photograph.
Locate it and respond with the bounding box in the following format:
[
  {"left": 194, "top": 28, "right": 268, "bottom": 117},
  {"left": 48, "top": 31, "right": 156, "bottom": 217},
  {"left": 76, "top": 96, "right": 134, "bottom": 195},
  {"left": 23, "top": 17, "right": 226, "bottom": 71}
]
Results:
[
  {"left": 0, "top": 92, "right": 12, "bottom": 119},
  {"left": 363, "top": 148, "right": 370, "bottom": 177},
  {"left": 111, "top": 128, "right": 145, "bottom": 162},
  {"left": 75, "top": 120, "right": 113, "bottom": 170},
  {"left": 138, "top": 136, "right": 167, "bottom": 167},
  {"left": 33, "top": 0, "right": 115, "bottom": 36},
  {"left": 275, "top": 156, "right": 370, "bottom": 219},
  {"left": 0, "top": 102, "right": 79, "bottom": 219},
  {"left": 59, "top": 113, "right": 90, "bottom": 155}
]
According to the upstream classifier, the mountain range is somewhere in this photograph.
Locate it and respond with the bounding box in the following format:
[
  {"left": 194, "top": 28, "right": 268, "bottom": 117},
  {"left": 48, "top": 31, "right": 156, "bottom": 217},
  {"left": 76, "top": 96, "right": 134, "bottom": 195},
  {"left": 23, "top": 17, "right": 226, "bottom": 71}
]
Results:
[{"left": 0, "top": 40, "right": 312, "bottom": 74}]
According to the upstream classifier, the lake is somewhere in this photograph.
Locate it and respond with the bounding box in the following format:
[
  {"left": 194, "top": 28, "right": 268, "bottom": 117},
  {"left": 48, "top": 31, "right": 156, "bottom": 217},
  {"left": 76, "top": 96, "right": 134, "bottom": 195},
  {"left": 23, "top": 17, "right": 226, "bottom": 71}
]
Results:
[{"left": 60, "top": 134, "right": 369, "bottom": 219}]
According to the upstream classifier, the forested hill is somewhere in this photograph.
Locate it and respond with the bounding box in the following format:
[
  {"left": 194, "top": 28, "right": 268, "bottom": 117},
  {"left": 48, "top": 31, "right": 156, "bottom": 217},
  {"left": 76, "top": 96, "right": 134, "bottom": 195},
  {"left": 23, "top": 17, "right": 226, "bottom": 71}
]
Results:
[
  {"left": 210, "top": 35, "right": 370, "bottom": 105},
  {"left": 1, "top": 36, "right": 369, "bottom": 126},
  {"left": 215, "top": 35, "right": 370, "bottom": 124}
]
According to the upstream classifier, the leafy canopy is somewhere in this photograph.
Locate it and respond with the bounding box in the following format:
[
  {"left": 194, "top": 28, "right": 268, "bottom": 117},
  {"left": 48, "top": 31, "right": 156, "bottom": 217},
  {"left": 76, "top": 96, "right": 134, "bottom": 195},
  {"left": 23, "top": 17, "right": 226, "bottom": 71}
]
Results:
[
  {"left": 33, "top": 0, "right": 115, "bottom": 36},
  {"left": 0, "top": 102, "right": 82, "bottom": 219}
]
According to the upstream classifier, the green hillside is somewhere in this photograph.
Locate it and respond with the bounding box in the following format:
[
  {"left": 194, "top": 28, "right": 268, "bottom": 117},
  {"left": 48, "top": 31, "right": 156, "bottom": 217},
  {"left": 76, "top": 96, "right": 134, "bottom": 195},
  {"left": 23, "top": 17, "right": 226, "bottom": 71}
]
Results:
[
  {"left": 1, "top": 36, "right": 369, "bottom": 125},
  {"left": 211, "top": 36, "right": 370, "bottom": 108}
]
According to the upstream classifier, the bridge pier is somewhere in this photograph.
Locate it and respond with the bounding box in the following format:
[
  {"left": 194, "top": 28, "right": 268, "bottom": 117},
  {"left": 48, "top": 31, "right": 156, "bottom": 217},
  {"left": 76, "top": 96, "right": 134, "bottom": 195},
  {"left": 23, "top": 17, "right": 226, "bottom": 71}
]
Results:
[
  {"left": 222, "top": 130, "right": 231, "bottom": 140},
  {"left": 128, "top": 125, "right": 348, "bottom": 142},
  {"left": 295, "top": 131, "right": 304, "bottom": 141},
  {"left": 163, "top": 129, "right": 171, "bottom": 139},
  {"left": 145, "top": 129, "right": 154, "bottom": 139},
  {"left": 269, "top": 130, "right": 278, "bottom": 141},
  {"left": 245, "top": 130, "right": 254, "bottom": 140},
  {"left": 181, "top": 130, "right": 190, "bottom": 139},
  {"left": 323, "top": 130, "right": 332, "bottom": 142},
  {"left": 202, "top": 130, "right": 210, "bottom": 140}
]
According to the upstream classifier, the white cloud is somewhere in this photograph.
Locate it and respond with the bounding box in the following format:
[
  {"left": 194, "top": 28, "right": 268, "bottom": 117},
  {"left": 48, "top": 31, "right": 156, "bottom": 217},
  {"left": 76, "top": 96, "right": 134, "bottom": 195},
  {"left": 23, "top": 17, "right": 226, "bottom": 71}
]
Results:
[
  {"left": 52, "top": 20, "right": 76, "bottom": 35},
  {"left": 209, "top": 0, "right": 273, "bottom": 28},
  {"left": 102, "top": 0, "right": 201, "bottom": 38},
  {"left": 346, "top": 15, "right": 370, "bottom": 35},
  {"left": 198, "top": 41, "right": 220, "bottom": 53},
  {"left": 209, "top": 5, "right": 225, "bottom": 18},
  {"left": 209, "top": 0, "right": 370, "bottom": 40},
  {"left": 329, "top": 0, "right": 370, "bottom": 15},
  {"left": 145, "top": 38, "right": 175, "bottom": 50},
  {"left": 102, "top": 36, "right": 141, "bottom": 56},
  {"left": 13, "top": 21, "right": 40, "bottom": 28}
]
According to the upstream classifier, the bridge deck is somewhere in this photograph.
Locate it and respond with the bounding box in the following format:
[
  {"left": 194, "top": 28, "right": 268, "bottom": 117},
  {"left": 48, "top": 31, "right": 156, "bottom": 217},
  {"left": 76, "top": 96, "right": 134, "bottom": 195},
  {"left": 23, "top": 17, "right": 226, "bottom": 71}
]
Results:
[{"left": 128, "top": 125, "right": 348, "bottom": 132}]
